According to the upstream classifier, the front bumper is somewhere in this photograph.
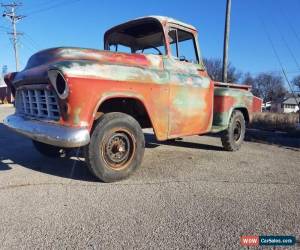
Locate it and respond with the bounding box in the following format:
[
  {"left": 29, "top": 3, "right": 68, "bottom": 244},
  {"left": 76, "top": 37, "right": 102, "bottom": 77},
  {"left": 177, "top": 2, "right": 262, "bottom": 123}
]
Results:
[{"left": 3, "top": 114, "right": 90, "bottom": 148}]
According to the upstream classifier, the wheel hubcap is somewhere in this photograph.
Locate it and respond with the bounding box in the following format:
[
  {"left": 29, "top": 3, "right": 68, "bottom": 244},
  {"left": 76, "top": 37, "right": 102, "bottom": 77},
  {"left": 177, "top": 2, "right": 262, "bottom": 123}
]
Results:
[{"left": 102, "top": 130, "right": 135, "bottom": 170}]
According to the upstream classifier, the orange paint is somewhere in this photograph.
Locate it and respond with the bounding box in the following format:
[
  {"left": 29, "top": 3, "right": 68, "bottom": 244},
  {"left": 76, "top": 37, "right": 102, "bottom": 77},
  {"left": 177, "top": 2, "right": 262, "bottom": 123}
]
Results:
[
  {"left": 5, "top": 16, "right": 262, "bottom": 143},
  {"left": 213, "top": 95, "right": 236, "bottom": 113}
]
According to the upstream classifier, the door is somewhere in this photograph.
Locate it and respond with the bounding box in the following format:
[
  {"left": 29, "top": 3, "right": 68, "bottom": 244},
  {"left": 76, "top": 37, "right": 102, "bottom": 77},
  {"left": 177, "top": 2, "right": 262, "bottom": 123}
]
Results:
[{"left": 165, "top": 28, "right": 214, "bottom": 138}]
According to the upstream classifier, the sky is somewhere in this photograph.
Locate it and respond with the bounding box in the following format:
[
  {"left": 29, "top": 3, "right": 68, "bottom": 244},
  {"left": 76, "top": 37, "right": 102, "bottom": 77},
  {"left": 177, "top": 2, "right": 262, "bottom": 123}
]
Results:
[{"left": 0, "top": 0, "right": 300, "bottom": 82}]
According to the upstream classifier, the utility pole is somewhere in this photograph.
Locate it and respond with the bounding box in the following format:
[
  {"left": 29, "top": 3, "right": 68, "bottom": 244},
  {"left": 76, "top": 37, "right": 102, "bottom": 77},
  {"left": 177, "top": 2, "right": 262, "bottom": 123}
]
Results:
[
  {"left": 2, "top": 2, "right": 25, "bottom": 72},
  {"left": 222, "top": 0, "right": 232, "bottom": 83}
]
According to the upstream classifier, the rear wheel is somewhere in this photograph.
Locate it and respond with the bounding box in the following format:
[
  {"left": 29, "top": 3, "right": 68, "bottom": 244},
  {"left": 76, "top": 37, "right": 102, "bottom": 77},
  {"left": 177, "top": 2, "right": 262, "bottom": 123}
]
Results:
[
  {"left": 221, "top": 110, "right": 246, "bottom": 151},
  {"left": 85, "top": 112, "right": 145, "bottom": 182},
  {"left": 32, "top": 140, "right": 69, "bottom": 158}
]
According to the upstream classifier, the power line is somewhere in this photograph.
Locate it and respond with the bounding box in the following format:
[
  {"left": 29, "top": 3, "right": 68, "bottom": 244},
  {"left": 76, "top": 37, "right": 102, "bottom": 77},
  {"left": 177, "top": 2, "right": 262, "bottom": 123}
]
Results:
[
  {"left": 25, "top": 0, "right": 65, "bottom": 13},
  {"left": 26, "top": 0, "right": 81, "bottom": 16},
  {"left": 250, "top": 69, "right": 300, "bottom": 76},
  {"left": 278, "top": 2, "right": 300, "bottom": 46},
  {"left": 260, "top": 17, "right": 300, "bottom": 110},
  {"left": 19, "top": 39, "right": 35, "bottom": 53},
  {"left": 271, "top": 19, "right": 300, "bottom": 72},
  {"left": 23, "top": 33, "right": 41, "bottom": 50},
  {"left": 1, "top": 2, "right": 25, "bottom": 71}
]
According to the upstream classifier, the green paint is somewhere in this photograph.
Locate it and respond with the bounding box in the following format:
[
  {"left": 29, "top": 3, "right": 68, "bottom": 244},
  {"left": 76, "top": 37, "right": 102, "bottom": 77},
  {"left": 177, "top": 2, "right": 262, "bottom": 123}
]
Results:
[
  {"left": 73, "top": 107, "right": 81, "bottom": 125},
  {"left": 213, "top": 87, "right": 253, "bottom": 129},
  {"left": 213, "top": 111, "right": 230, "bottom": 127},
  {"left": 173, "top": 88, "right": 205, "bottom": 113},
  {"left": 51, "top": 60, "right": 169, "bottom": 85}
]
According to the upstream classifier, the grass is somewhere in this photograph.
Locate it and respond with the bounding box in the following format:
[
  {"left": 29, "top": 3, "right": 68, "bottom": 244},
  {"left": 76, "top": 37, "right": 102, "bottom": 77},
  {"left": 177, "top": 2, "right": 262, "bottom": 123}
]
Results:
[{"left": 250, "top": 112, "right": 299, "bottom": 132}]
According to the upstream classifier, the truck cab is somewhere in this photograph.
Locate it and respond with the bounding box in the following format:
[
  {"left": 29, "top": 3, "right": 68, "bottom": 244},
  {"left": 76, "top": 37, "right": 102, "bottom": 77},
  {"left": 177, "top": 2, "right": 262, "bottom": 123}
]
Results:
[{"left": 104, "top": 16, "right": 214, "bottom": 138}]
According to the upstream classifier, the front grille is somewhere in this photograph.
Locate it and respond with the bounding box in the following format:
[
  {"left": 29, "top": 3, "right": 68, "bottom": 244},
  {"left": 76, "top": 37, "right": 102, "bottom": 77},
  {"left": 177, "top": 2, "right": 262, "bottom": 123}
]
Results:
[{"left": 15, "top": 88, "right": 60, "bottom": 120}]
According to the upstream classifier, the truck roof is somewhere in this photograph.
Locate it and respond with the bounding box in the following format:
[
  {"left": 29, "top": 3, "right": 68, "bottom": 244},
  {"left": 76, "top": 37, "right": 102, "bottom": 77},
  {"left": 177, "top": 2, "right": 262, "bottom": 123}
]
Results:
[
  {"left": 108, "top": 16, "right": 197, "bottom": 32},
  {"left": 143, "top": 16, "right": 197, "bottom": 30}
]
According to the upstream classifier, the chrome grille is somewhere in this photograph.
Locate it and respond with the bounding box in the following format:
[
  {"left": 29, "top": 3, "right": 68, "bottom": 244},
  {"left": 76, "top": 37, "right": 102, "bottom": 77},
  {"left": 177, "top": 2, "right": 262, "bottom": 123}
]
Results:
[{"left": 16, "top": 88, "right": 60, "bottom": 120}]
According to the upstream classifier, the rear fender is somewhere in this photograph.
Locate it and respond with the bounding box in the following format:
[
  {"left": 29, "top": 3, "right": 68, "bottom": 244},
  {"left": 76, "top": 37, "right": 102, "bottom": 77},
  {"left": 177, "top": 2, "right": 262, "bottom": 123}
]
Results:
[{"left": 213, "top": 105, "right": 249, "bottom": 132}]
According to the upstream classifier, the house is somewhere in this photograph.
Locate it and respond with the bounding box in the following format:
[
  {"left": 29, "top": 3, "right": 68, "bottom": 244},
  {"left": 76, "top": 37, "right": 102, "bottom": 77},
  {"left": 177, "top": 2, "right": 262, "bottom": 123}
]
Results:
[
  {"left": 0, "top": 76, "right": 11, "bottom": 103},
  {"left": 271, "top": 96, "right": 300, "bottom": 113},
  {"left": 262, "top": 101, "right": 271, "bottom": 111}
]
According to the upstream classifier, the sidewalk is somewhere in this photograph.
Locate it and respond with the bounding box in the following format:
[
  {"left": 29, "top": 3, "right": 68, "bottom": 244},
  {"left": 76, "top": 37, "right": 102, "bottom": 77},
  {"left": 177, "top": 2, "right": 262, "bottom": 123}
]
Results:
[{"left": 0, "top": 104, "right": 13, "bottom": 108}]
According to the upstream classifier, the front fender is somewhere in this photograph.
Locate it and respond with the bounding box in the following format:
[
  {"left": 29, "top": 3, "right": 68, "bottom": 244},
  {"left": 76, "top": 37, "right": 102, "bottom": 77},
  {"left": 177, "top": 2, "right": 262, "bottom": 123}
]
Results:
[{"left": 92, "top": 91, "right": 147, "bottom": 119}]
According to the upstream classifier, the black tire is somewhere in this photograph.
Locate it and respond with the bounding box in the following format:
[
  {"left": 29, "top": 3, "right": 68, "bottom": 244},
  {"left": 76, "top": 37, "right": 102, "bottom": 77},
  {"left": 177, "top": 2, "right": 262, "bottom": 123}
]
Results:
[
  {"left": 32, "top": 140, "right": 69, "bottom": 158},
  {"left": 221, "top": 110, "right": 246, "bottom": 151},
  {"left": 85, "top": 112, "right": 145, "bottom": 182}
]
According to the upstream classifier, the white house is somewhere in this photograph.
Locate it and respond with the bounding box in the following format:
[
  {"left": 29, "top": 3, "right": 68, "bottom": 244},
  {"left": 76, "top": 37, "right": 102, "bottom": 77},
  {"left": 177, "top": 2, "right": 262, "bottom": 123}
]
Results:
[
  {"left": 271, "top": 97, "right": 300, "bottom": 113},
  {"left": 0, "top": 75, "right": 5, "bottom": 87},
  {"left": 262, "top": 101, "right": 271, "bottom": 111}
]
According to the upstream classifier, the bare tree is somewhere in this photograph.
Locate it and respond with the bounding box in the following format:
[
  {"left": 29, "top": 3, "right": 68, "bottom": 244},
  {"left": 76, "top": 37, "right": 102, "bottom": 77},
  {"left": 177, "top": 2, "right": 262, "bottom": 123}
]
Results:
[
  {"left": 242, "top": 72, "right": 260, "bottom": 97},
  {"left": 252, "top": 73, "right": 287, "bottom": 102},
  {"left": 292, "top": 75, "right": 300, "bottom": 91},
  {"left": 203, "top": 59, "right": 287, "bottom": 102},
  {"left": 203, "top": 58, "right": 241, "bottom": 83}
]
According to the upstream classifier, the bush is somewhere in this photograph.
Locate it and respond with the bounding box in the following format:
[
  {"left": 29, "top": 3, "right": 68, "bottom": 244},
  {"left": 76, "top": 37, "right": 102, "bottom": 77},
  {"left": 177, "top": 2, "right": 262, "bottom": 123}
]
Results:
[{"left": 250, "top": 112, "right": 299, "bottom": 131}]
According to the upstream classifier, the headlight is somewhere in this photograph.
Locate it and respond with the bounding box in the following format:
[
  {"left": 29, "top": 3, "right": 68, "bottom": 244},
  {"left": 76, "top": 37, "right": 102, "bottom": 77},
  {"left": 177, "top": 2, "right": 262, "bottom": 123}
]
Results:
[{"left": 48, "top": 70, "right": 69, "bottom": 99}]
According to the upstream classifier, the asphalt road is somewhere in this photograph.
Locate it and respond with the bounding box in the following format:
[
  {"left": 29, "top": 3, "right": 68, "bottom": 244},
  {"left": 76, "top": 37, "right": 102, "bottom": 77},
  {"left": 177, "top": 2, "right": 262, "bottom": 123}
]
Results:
[{"left": 0, "top": 106, "right": 299, "bottom": 249}]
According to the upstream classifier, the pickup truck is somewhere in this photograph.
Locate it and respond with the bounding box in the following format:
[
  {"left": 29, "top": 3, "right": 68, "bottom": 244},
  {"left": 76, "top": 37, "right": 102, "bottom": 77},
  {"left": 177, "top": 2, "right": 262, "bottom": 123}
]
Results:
[{"left": 4, "top": 16, "right": 262, "bottom": 182}]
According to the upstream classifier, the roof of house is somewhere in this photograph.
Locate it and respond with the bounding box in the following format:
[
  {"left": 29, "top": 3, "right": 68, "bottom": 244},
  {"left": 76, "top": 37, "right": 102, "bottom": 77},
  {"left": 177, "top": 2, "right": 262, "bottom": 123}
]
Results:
[{"left": 282, "top": 97, "right": 300, "bottom": 105}]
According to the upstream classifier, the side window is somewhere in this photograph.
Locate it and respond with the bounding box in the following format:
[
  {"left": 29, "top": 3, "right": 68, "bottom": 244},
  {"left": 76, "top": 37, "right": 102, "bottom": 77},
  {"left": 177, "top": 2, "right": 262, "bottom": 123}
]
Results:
[
  {"left": 169, "top": 29, "right": 179, "bottom": 58},
  {"left": 168, "top": 28, "right": 199, "bottom": 64},
  {"left": 109, "top": 44, "right": 131, "bottom": 53},
  {"left": 135, "top": 45, "right": 165, "bottom": 55}
]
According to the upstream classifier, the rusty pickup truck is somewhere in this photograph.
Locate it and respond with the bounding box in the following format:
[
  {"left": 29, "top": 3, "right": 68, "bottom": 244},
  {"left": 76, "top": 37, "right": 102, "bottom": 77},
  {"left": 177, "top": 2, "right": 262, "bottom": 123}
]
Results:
[{"left": 4, "top": 16, "right": 262, "bottom": 182}]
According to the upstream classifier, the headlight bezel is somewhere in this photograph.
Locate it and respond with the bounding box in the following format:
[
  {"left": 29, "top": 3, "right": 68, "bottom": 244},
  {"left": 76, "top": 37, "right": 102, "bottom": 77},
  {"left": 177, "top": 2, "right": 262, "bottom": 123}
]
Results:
[{"left": 48, "top": 70, "right": 69, "bottom": 100}]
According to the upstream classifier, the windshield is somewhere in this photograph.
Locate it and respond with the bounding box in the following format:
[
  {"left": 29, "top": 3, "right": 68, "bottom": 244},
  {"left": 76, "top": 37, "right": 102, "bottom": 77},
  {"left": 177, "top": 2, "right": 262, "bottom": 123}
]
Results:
[{"left": 105, "top": 20, "right": 166, "bottom": 56}]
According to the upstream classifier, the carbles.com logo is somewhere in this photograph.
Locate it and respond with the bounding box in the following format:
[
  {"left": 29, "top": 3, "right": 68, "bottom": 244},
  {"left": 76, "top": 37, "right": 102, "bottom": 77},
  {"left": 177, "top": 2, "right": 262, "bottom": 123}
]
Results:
[{"left": 240, "top": 235, "right": 297, "bottom": 247}]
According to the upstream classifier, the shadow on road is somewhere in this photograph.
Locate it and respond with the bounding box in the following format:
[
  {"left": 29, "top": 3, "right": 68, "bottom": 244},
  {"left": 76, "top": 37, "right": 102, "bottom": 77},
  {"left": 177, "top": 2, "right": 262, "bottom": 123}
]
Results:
[
  {"left": 144, "top": 133, "right": 224, "bottom": 151},
  {"left": 245, "top": 129, "right": 300, "bottom": 150},
  {"left": 0, "top": 122, "right": 223, "bottom": 182},
  {"left": 0, "top": 123, "right": 98, "bottom": 182},
  {"left": 1, "top": 120, "right": 298, "bottom": 182}
]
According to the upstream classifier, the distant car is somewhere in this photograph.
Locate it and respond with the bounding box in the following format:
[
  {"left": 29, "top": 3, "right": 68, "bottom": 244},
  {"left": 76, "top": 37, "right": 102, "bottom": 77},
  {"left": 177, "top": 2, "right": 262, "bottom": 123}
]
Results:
[{"left": 4, "top": 16, "right": 262, "bottom": 182}]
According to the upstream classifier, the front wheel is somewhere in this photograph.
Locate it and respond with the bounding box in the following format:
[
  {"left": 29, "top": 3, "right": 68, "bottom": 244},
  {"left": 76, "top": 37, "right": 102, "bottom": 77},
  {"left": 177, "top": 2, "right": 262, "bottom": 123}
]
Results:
[
  {"left": 85, "top": 112, "right": 145, "bottom": 182},
  {"left": 221, "top": 110, "right": 246, "bottom": 151}
]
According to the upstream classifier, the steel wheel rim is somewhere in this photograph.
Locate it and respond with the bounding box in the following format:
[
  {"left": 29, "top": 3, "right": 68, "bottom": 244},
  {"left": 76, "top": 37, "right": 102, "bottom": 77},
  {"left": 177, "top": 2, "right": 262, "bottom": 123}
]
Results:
[
  {"left": 102, "top": 129, "right": 135, "bottom": 170},
  {"left": 233, "top": 120, "right": 242, "bottom": 142}
]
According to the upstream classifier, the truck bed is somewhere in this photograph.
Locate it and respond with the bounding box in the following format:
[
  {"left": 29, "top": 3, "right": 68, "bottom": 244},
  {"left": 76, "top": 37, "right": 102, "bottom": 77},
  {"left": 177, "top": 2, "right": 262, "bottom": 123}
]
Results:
[{"left": 212, "top": 82, "right": 262, "bottom": 133}]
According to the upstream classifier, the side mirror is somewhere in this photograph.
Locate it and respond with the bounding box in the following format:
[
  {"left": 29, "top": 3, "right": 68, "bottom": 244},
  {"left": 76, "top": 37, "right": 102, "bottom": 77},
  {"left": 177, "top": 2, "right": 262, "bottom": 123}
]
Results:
[{"left": 179, "top": 56, "right": 188, "bottom": 62}]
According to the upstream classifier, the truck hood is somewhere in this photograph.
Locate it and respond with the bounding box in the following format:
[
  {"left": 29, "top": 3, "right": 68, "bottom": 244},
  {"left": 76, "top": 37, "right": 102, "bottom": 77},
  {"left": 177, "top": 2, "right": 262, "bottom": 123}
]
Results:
[{"left": 12, "top": 47, "right": 163, "bottom": 85}]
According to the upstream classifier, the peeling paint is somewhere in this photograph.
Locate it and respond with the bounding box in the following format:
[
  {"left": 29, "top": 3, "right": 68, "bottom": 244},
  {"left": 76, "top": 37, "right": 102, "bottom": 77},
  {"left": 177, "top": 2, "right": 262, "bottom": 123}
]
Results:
[{"left": 6, "top": 16, "right": 262, "bottom": 142}]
